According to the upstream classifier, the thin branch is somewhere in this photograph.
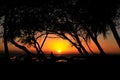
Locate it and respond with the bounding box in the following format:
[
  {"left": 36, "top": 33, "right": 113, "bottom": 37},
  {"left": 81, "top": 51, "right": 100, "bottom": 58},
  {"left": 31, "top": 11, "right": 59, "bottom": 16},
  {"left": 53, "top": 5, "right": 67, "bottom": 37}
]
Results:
[
  {"left": 33, "top": 38, "right": 40, "bottom": 55},
  {"left": 47, "top": 36, "right": 60, "bottom": 38},
  {"left": 33, "top": 37, "right": 47, "bottom": 61},
  {"left": 35, "top": 33, "right": 46, "bottom": 40},
  {"left": 41, "top": 33, "right": 48, "bottom": 49}
]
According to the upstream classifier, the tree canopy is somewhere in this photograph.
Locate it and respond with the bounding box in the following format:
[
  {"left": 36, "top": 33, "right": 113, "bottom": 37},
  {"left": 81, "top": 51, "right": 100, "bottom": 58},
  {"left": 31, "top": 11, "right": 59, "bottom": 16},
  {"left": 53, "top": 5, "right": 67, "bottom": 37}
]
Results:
[{"left": 0, "top": 0, "right": 120, "bottom": 63}]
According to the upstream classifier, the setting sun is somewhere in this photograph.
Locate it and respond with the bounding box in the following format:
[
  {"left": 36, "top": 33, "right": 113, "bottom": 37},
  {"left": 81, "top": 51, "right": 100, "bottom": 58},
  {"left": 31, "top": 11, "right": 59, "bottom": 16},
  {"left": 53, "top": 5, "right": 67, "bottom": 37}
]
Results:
[
  {"left": 57, "top": 50, "right": 62, "bottom": 53},
  {"left": 40, "top": 35, "right": 78, "bottom": 54},
  {"left": 50, "top": 39, "right": 69, "bottom": 54}
]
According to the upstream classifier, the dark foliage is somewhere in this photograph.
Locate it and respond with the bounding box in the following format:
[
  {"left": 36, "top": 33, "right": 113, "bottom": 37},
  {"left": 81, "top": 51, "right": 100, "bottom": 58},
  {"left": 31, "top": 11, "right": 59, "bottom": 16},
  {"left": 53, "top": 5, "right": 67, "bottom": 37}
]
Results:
[{"left": 0, "top": 0, "right": 120, "bottom": 63}]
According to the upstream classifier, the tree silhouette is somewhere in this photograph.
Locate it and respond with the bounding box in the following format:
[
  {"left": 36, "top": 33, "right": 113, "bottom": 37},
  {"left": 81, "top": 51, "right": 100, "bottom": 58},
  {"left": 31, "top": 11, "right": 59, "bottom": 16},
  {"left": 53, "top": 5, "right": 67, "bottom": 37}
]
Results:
[
  {"left": 82, "top": 0, "right": 120, "bottom": 54},
  {"left": 0, "top": 5, "right": 49, "bottom": 62},
  {"left": 63, "top": 0, "right": 106, "bottom": 54},
  {"left": 59, "top": 0, "right": 120, "bottom": 54},
  {"left": 0, "top": 0, "right": 120, "bottom": 63},
  {"left": 46, "top": 0, "right": 120, "bottom": 55},
  {"left": 88, "top": 0, "right": 120, "bottom": 48},
  {"left": 77, "top": 0, "right": 120, "bottom": 54},
  {"left": 0, "top": 0, "right": 56, "bottom": 62},
  {"left": 0, "top": 2, "right": 10, "bottom": 62},
  {"left": 42, "top": 0, "right": 90, "bottom": 55}
]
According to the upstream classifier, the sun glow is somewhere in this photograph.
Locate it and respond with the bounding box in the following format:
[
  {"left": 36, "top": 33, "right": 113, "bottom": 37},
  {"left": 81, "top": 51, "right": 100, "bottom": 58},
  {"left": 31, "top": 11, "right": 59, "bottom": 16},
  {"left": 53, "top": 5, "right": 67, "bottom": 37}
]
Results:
[
  {"left": 51, "top": 39, "right": 69, "bottom": 54},
  {"left": 42, "top": 37, "right": 76, "bottom": 54},
  {"left": 57, "top": 50, "right": 62, "bottom": 53},
  {"left": 1, "top": 33, "right": 120, "bottom": 55}
]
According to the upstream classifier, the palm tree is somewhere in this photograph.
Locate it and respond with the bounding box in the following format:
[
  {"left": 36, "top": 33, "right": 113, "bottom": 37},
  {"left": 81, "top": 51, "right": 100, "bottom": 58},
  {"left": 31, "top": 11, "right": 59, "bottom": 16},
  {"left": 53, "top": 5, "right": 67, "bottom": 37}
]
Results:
[
  {"left": 68, "top": 0, "right": 120, "bottom": 55},
  {"left": 62, "top": 0, "right": 106, "bottom": 55},
  {"left": 109, "top": 21, "right": 120, "bottom": 47},
  {"left": 86, "top": 0, "right": 120, "bottom": 48}
]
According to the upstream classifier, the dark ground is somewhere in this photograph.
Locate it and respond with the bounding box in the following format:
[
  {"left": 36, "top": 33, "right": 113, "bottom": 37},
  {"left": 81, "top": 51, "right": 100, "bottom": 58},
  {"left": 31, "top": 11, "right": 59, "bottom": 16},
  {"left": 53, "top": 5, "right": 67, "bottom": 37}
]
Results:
[{"left": 0, "top": 53, "right": 120, "bottom": 65}]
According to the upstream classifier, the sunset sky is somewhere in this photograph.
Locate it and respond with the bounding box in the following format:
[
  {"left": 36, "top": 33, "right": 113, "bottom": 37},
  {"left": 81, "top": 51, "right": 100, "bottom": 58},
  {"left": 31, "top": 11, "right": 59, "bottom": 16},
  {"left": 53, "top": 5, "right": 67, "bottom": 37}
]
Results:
[{"left": 0, "top": 28, "right": 120, "bottom": 55}]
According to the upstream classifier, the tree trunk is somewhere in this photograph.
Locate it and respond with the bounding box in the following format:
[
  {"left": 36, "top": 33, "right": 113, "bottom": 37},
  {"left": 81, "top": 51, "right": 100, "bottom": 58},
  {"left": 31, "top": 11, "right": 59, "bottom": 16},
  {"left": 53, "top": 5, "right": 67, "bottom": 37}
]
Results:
[
  {"left": 92, "top": 37, "right": 105, "bottom": 55},
  {"left": 3, "top": 24, "right": 10, "bottom": 63},
  {"left": 84, "top": 39, "right": 94, "bottom": 54},
  {"left": 10, "top": 39, "right": 34, "bottom": 57},
  {"left": 3, "top": 16, "right": 10, "bottom": 62},
  {"left": 74, "top": 32, "right": 89, "bottom": 55},
  {"left": 78, "top": 42, "right": 89, "bottom": 55},
  {"left": 34, "top": 42, "right": 44, "bottom": 62},
  {"left": 34, "top": 39, "right": 47, "bottom": 62},
  {"left": 61, "top": 33, "right": 84, "bottom": 55},
  {"left": 84, "top": 26, "right": 105, "bottom": 55},
  {"left": 110, "top": 23, "right": 120, "bottom": 48}
]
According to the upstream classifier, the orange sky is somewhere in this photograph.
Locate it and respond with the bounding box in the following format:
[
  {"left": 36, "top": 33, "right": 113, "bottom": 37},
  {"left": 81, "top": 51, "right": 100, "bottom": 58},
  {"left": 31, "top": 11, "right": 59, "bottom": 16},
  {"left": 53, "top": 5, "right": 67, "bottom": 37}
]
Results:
[{"left": 0, "top": 30, "right": 120, "bottom": 55}]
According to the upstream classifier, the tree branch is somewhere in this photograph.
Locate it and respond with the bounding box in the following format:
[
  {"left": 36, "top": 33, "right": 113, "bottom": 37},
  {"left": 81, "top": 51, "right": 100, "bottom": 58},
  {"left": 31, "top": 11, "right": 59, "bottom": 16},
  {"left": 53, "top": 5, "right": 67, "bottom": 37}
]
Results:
[
  {"left": 41, "top": 33, "right": 48, "bottom": 49},
  {"left": 10, "top": 39, "right": 34, "bottom": 56},
  {"left": 56, "top": 32, "right": 83, "bottom": 55}
]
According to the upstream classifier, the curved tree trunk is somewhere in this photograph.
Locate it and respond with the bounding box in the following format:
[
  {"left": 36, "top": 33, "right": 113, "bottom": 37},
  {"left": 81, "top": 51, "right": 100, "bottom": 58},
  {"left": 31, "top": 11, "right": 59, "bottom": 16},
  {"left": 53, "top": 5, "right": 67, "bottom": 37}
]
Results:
[
  {"left": 83, "top": 38, "right": 94, "bottom": 54},
  {"left": 110, "top": 23, "right": 120, "bottom": 48},
  {"left": 10, "top": 39, "right": 34, "bottom": 57},
  {"left": 37, "top": 34, "right": 48, "bottom": 61},
  {"left": 34, "top": 33, "right": 48, "bottom": 61},
  {"left": 84, "top": 26, "right": 105, "bottom": 55},
  {"left": 61, "top": 33, "right": 84, "bottom": 55},
  {"left": 92, "top": 37, "right": 105, "bottom": 55},
  {"left": 34, "top": 42, "right": 45, "bottom": 62},
  {"left": 74, "top": 32, "right": 89, "bottom": 55},
  {"left": 33, "top": 39, "right": 47, "bottom": 62},
  {"left": 86, "top": 41, "right": 94, "bottom": 54}
]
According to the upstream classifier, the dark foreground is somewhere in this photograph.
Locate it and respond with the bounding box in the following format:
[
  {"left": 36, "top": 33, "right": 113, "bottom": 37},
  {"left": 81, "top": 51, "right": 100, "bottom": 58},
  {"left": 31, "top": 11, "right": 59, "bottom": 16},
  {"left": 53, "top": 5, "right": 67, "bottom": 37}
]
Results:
[{"left": 1, "top": 54, "right": 120, "bottom": 65}]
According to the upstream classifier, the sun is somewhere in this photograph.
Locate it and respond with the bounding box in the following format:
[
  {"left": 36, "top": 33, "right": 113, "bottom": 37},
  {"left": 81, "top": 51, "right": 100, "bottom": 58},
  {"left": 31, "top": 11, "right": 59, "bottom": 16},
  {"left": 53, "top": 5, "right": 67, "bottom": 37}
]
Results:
[
  {"left": 46, "top": 38, "right": 70, "bottom": 54},
  {"left": 57, "top": 50, "right": 62, "bottom": 53},
  {"left": 41, "top": 36, "right": 78, "bottom": 54}
]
